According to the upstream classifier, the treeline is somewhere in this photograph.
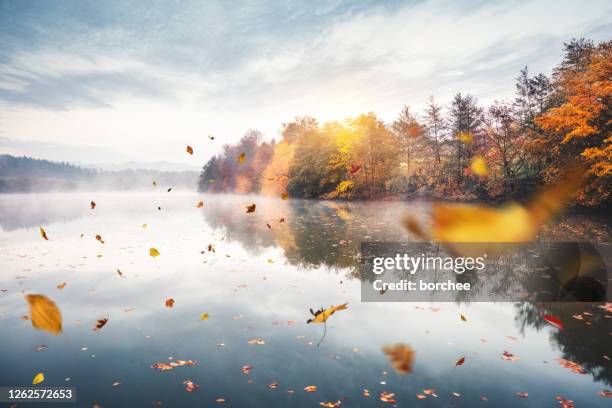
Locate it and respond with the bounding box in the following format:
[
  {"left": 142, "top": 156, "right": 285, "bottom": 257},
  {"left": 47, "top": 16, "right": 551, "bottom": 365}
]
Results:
[
  {"left": 198, "top": 39, "right": 610, "bottom": 206},
  {"left": 0, "top": 155, "right": 198, "bottom": 192}
]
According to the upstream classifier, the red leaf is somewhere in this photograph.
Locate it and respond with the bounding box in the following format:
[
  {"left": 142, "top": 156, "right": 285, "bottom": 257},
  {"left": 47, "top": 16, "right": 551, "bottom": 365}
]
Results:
[
  {"left": 544, "top": 314, "right": 564, "bottom": 330},
  {"left": 350, "top": 164, "right": 362, "bottom": 174}
]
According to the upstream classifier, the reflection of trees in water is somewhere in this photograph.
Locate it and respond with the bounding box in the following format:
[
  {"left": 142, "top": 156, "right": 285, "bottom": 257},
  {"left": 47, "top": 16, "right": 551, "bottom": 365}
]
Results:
[{"left": 514, "top": 302, "right": 612, "bottom": 386}]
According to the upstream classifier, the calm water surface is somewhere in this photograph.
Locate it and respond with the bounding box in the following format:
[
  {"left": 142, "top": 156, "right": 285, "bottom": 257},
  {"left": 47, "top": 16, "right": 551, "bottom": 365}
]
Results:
[{"left": 0, "top": 192, "right": 610, "bottom": 407}]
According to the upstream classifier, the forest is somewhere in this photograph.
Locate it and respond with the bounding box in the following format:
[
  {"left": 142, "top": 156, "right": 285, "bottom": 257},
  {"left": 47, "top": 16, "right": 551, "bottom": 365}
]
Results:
[{"left": 198, "top": 39, "right": 610, "bottom": 207}]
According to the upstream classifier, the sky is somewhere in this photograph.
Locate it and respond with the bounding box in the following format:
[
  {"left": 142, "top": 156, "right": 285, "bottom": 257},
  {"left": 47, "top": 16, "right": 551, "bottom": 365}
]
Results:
[{"left": 0, "top": 0, "right": 610, "bottom": 169}]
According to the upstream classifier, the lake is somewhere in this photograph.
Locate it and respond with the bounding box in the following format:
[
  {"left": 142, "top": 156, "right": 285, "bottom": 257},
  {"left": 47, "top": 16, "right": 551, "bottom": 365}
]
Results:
[{"left": 0, "top": 192, "right": 610, "bottom": 407}]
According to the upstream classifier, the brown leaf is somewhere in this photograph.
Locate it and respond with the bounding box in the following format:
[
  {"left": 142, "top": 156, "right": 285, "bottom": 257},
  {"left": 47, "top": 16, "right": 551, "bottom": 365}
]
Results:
[
  {"left": 25, "top": 294, "right": 62, "bottom": 335},
  {"left": 93, "top": 317, "right": 109, "bottom": 331},
  {"left": 95, "top": 234, "right": 105, "bottom": 244},
  {"left": 90, "top": 201, "right": 96, "bottom": 209},
  {"left": 196, "top": 201, "right": 204, "bottom": 208},
  {"left": 245, "top": 204, "right": 256, "bottom": 213},
  {"left": 281, "top": 193, "right": 289, "bottom": 200},
  {"left": 56, "top": 283, "right": 66, "bottom": 289},
  {"left": 186, "top": 145, "right": 194, "bottom": 155},
  {"left": 382, "top": 343, "right": 415, "bottom": 374},
  {"left": 39, "top": 227, "right": 49, "bottom": 240}
]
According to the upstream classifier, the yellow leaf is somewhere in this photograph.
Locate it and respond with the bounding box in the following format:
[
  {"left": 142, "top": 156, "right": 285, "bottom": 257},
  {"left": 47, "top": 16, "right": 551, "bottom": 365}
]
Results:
[
  {"left": 149, "top": 248, "right": 160, "bottom": 257},
  {"left": 457, "top": 131, "right": 473, "bottom": 144},
  {"left": 142, "top": 223, "right": 148, "bottom": 228},
  {"left": 238, "top": 152, "right": 246, "bottom": 163},
  {"left": 280, "top": 193, "right": 289, "bottom": 200},
  {"left": 460, "top": 314, "right": 467, "bottom": 322},
  {"left": 470, "top": 156, "right": 489, "bottom": 178},
  {"left": 307, "top": 303, "right": 348, "bottom": 324},
  {"left": 25, "top": 294, "right": 62, "bottom": 335},
  {"left": 39, "top": 227, "right": 48, "bottom": 240},
  {"left": 200, "top": 312, "right": 209, "bottom": 320},
  {"left": 195, "top": 201, "right": 204, "bottom": 208},
  {"left": 32, "top": 372, "right": 45, "bottom": 385}
]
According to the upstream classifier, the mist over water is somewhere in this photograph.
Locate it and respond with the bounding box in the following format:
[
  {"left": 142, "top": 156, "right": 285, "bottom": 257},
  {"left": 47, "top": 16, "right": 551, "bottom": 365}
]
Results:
[{"left": 0, "top": 192, "right": 610, "bottom": 407}]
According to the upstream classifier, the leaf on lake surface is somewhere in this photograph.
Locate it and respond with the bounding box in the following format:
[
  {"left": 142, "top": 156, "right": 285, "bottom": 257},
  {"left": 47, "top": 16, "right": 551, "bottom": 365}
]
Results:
[
  {"left": 238, "top": 152, "right": 246, "bottom": 163},
  {"left": 362, "top": 389, "right": 370, "bottom": 397},
  {"left": 455, "top": 356, "right": 466, "bottom": 366},
  {"left": 39, "top": 227, "right": 49, "bottom": 240},
  {"left": 151, "top": 359, "right": 196, "bottom": 371},
  {"left": 95, "top": 234, "right": 105, "bottom": 244},
  {"left": 90, "top": 201, "right": 96, "bottom": 209},
  {"left": 32, "top": 372, "right": 44, "bottom": 385},
  {"left": 25, "top": 294, "right": 62, "bottom": 335},
  {"left": 149, "top": 248, "right": 160, "bottom": 257},
  {"left": 200, "top": 313, "right": 209, "bottom": 321},
  {"left": 460, "top": 314, "right": 467, "bottom": 322},
  {"left": 183, "top": 379, "right": 199, "bottom": 392},
  {"left": 304, "top": 386, "right": 317, "bottom": 393},
  {"left": 556, "top": 358, "right": 586, "bottom": 374},
  {"left": 307, "top": 303, "right": 348, "bottom": 324},
  {"left": 544, "top": 314, "right": 564, "bottom": 330},
  {"left": 382, "top": 343, "right": 415, "bottom": 374},
  {"left": 380, "top": 392, "right": 396, "bottom": 404},
  {"left": 319, "top": 401, "right": 341, "bottom": 407},
  {"left": 516, "top": 392, "right": 529, "bottom": 398},
  {"left": 57, "top": 283, "right": 66, "bottom": 289},
  {"left": 599, "top": 390, "right": 612, "bottom": 398},
  {"left": 555, "top": 395, "right": 575, "bottom": 408},
  {"left": 93, "top": 317, "right": 108, "bottom": 331},
  {"left": 281, "top": 193, "right": 289, "bottom": 200},
  {"left": 241, "top": 365, "right": 252, "bottom": 374},
  {"left": 165, "top": 298, "right": 175, "bottom": 308},
  {"left": 196, "top": 201, "right": 204, "bottom": 208},
  {"left": 267, "top": 381, "right": 278, "bottom": 389},
  {"left": 423, "top": 389, "right": 437, "bottom": 397},
  {"left": 470, "top": 156, "right": 489, "bottom": 178},
  {"left": 186, "top": 145, "right": 193, "bottom": 155},
  {"left": 246, "top": 203, "right": 256, "bottom": 213},
  {"left": 248, "top": 338, "right": 265, "bottom": 345},
  {"left": 501, "top": 351, "right": 520, "bottom": 361}
]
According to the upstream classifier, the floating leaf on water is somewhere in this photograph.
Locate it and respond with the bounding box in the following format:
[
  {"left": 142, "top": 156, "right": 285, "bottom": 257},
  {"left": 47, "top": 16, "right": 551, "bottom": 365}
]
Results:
[
  {"left": 248, "top": 338, "right": 265, "bottom": 345},
  {"left": 183, "top": 379, "right": 199, "bottom": 392},
  {"left": 150, "top": 359, "right": 196, "bottom": 371},
  {"left": 32, "top": 372, "right": 44, "bottom": 385},
  {"left": 267, "top": 381, "right": 278, "bottom": 389},
  {"left": 380, "top": 392, "right": 396, "bottom": 404},
  {"left": 25, "top": 294, "right": 62, "bottom": 335},
  {"left": 241, "top": 365, "right": 252, "bottom": 374},
  {"left": 39, "top": 227, "right": 49, "bottom": 240},
  {"left": 516, "top": 392, "right": 529, "bottom": 398},
  {"left": 304, "top": 386, "right": 317, "bottom": 393},
  {"left": 93, "top": 317, "right": 109, "bottom": 331},
  {"left": 307, "top": 303, "right": 348, "bottom": 324},
  {"left": 501, "top": 351, "right": 520, "bottom": 361},
  {"left": 149, "top": 248, "right": 160, "bottom": 257},
  {"left": 208, "top": 134, "right": 215, "bottom": 140},
  {"left": 319, "top": 401, "right": 341, "bottom": 407},
  {"left": 186, "top": 145, "right": 193, "bottom": 155},
  {"left": 279, "top": 217, "right": 285, "bottom": 223}
]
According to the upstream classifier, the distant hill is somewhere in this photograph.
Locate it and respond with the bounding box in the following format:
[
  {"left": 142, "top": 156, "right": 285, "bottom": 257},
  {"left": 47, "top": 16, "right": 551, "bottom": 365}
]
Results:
[{"left": 0, "top": 155, "right": 198, "bottom": 193}]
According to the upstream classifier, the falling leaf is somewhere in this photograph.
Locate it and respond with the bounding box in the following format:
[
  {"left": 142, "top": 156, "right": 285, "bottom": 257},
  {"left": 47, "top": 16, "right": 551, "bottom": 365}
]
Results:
[
  {"left": 350, "top": 164, "right": 362, "bottom": 174},
  {"left": 142, "top": 224, "right": 147, "bottom": 228},
  {"left": 544, "top": 315, "right": 564, "bottom": 330},
  {"left": 501, "top": 351, "right": 520, "bottom": 361},
  {"left": 186, "top": 145, "right": 193, "bottom": 155},
  {"left": 25, "top": 294, "right": 62, "bottom": 335},
  {"left": 200, "top": 313, "right": 209, "bottom": 321},
  {"left": 457, "top": 131, "right": 473, "bottom": 143},
  {"left": 167, "top": 188, "right": 172, "bottom": 192},
  {"left": 183, "top": 379, "right": 199, "bottom": 392},
  {"left": 117, "top": 269, "right": 123, "bottom": 277},
  {"left": 404, "top": 166, "right": 585, "bottom": 253},
  {"left": 165, "top": 298, "right": 175, "bottom": 308},
  {"left": 304, "top": 386, "right": 317, "bottom": 393},
  {"left": 32, "top": 372, "right": 44, "bottom": 385},
  {"left": 95, "top": 234, "right": 105, "bottom": 244},
  {"left": 90, "top": 201, "right": 96, "bottom": 209},
  {"left": 455, "top": 356, "right": 466, "bottom": 367},
  {"left": 207, "top": 244, "right": 215, "bottom": 252},
  {"left": 382, "top": 343, "right": 415, "bottom": 374},
  {"left": 241, "top": 365, "right": 252, "bottom": 374},
  {"left": 279, "top": 217, "right": 285, "bottom": 223},
  {"left": 149, "top": 248, "right": 160, "bottom": 257},
  {"left": 307, "top": 303, "right": 348, "bottom": 324},
  {"left": 238, "top": 152, "right": 246, "bottom": 163},
  {"left": 246, "top": 204, "right": 256, "bottom": 213},
  {"left": 39, "top": 227, "right": 49, "bottom": 240},
  {"left": 152, "top": 181, "right": 157, "bottom": 186},
  {"left": 460, "top": 314, "right": 467, "bottom": 322},
  {"left": 93, "top": 317, "right": 108, "bottom": 331},
  {"left": 281, "top": 193, "right": 289, "bottom": 200},
  {"left": 196, "top": 201, "right": 204, "bottom": 208},
  {"left": 208, "top": 134, "right": 215, "bottom": 140},
  {"left": 57, "top": 283, "right": 66, "bottom": 289},
  {"left": 470, "top": 156, "right": 489, "bottom": 178}
]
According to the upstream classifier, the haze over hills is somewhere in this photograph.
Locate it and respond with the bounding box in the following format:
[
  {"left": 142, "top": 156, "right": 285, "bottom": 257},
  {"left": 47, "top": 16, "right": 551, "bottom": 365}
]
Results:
[{"left": 0, "top": 154, "right": 199, "bottom": 193}]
